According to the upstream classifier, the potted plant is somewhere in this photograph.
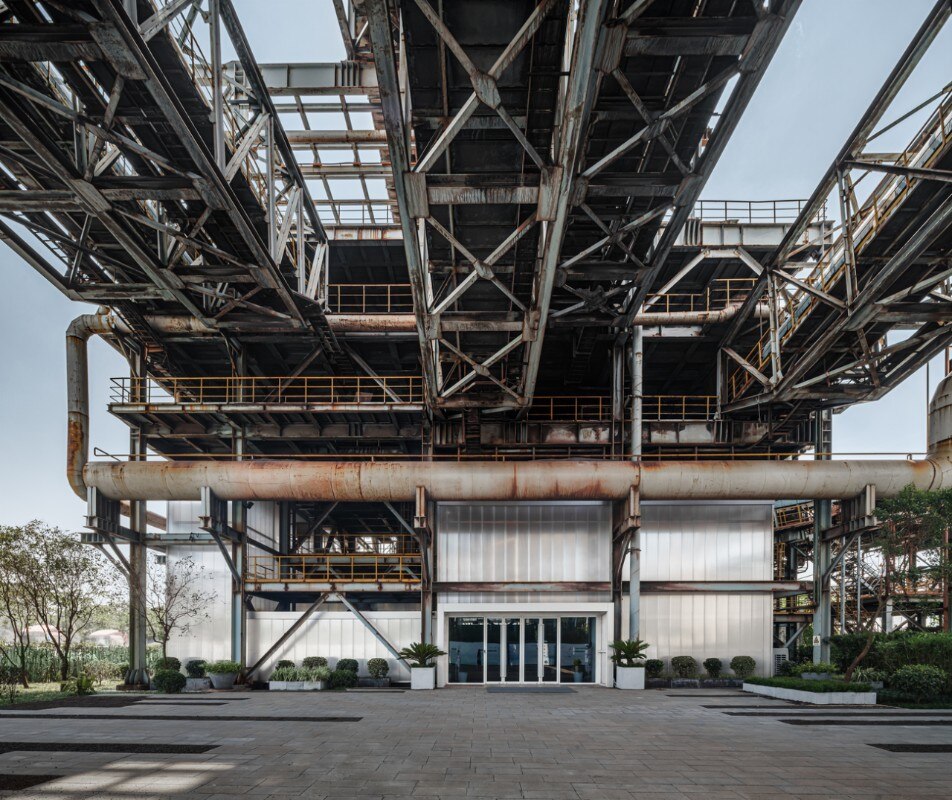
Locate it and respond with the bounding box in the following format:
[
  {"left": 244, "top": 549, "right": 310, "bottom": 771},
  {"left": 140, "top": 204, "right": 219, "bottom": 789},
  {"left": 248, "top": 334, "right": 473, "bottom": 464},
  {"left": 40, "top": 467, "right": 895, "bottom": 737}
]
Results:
[
  {"left": 364, "top": 658, "right": 391, "bottom": 688},
  {"left": 399, "top": 642, "right": 446, "bottom": 690},
  {"left": 268, "top": 665, "right": 298, "bottom": 691},
  {"left": 670, "top": 655, "right": 699, "bottom": 688},
  {"left": 302, "top": 665, "right": 331, "bottom": 690},
  {"left": 205, "top": 659, "right": 241, "bottom": 690},
  {"left": 572, "top": 658, "right": 584, "bottom": 683},
  {"left": 184, "top": 659, "right": 211, "bottom": 692},
  {"left": 610, "top": 639, "right": 649, "bottom": 690},
  {"left": 798, "top": 660, "right": 835, "bottom": 680}
]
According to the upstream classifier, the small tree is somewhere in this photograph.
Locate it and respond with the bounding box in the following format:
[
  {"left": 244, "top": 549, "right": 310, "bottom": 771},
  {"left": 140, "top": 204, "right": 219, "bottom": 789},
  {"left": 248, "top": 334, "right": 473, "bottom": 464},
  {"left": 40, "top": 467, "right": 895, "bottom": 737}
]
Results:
[
  {"left": 844, "top": 486, "right": 952, "bottom": 681},
  {"left": 0, "top": 528, "right": 33, "bottom": 687},
  {"left": 144, "top": 556, "right": 217, "bottom": 661},
  {"left": 13, "top": 522, "right": 119, "bottom": 681}
]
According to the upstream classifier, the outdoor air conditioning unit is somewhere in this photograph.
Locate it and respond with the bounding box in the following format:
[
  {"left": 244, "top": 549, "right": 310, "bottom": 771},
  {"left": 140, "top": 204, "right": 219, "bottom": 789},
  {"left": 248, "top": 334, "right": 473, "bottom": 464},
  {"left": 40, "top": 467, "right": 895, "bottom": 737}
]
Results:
[{"left": 773, "top": 648, "right": 789, "bottom": 675}]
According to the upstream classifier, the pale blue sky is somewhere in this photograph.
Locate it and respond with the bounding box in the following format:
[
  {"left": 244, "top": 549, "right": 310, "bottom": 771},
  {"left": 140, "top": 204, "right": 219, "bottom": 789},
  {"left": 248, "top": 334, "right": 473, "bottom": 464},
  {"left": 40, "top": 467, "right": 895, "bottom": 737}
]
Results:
[{"left": 0, "top": 0, "right": 949, "bottom": 529}]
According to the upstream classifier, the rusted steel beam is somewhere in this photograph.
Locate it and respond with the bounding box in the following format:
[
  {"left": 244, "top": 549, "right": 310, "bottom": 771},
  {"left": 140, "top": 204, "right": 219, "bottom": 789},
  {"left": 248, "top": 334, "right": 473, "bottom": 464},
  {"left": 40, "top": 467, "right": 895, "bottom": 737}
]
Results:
[
  {"left": 640, "top": 581, "right": 806, "bottom": 594},
  {"left": 433, "top": 582, "right": 611, "bottom": 592}
]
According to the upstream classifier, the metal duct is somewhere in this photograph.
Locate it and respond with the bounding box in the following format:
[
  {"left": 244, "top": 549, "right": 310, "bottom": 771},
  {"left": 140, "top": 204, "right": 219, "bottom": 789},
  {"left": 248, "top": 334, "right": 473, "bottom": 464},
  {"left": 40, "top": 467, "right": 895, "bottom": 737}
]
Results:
[{"left": 82, "top": 456, "right": 952, "bottom": 502}]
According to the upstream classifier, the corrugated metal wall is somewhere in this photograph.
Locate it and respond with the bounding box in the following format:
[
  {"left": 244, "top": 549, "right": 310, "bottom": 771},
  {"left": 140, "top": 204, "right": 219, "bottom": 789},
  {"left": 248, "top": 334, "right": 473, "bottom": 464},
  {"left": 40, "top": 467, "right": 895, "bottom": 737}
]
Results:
[
  {"left": 630, "top": 502, "right": 774, "bottom": 675},
  {"left": 247, "top": 612, "right": 419, "bottom": 680},
  {"left": 437, "top": 502, "right": 610, "bottom": 603}
]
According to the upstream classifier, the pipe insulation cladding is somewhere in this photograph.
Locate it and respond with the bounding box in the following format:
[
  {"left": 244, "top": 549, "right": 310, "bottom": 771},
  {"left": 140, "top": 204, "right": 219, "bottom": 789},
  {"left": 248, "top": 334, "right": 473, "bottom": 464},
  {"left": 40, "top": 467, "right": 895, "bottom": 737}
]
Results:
[{"left": 82, "top": 456, "right": 952, "bottom": 503}]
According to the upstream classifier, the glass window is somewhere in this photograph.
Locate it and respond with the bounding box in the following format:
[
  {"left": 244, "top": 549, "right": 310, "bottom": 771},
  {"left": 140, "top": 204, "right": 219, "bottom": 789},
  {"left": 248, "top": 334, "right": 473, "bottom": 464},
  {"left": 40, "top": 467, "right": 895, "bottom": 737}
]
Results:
[
  {"left": 524, "top": 618, "right": 539, "bottom": 682},
  {"left": 505, "top": 619, "right": 521, "bottom": 682},
  {"left": 486, "top": 618, "right": 502, "bottom": 682},
  {"left": 542, "top": 618, "right": 558, "bottom": 682},
  {"left": 560, "top": 617, "right": 596, "bottom": 683},
  {"left": 448, "top": 617, "right": 483, "bottom": 683}
]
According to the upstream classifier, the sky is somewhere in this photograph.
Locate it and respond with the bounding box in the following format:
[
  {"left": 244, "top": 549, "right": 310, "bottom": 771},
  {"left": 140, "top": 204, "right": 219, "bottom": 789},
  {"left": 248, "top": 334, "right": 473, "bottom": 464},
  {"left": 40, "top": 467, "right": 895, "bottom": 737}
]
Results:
[{"left": 0, "top": 0, "right": 950, "bottom": 530}]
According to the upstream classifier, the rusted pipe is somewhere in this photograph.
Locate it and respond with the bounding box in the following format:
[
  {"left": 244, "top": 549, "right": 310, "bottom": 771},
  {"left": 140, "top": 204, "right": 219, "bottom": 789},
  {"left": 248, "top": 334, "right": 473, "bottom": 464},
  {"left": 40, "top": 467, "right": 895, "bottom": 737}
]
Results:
[{"left": 82, "top": 456, "right": 952, "bottom": 503}]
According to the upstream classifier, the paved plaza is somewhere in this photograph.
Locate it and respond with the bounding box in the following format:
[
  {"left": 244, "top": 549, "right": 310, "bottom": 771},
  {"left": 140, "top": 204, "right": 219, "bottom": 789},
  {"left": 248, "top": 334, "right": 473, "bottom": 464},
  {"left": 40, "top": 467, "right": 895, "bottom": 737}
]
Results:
[{"left": 0, "top": 688, "right": 950, "bottom": 799}]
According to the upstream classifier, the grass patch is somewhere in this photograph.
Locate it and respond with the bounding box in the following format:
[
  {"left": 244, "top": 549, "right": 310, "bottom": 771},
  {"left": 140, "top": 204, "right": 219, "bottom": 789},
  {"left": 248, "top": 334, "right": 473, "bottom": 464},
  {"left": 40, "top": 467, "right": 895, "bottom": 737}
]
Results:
[
  {"left": 877, "top": 690, "right": 952, "bottom": 709},
  {"left": 0, "top": 683, "right": 68, "bottom": 708},
  {"left": 745, "top": 676, "right": 872, "bottom": 693}
]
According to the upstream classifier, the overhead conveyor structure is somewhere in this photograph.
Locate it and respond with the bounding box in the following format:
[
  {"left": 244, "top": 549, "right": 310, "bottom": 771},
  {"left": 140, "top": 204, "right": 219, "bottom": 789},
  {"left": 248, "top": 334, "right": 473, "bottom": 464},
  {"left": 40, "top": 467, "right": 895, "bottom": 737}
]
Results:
[{"left": 1, "top": 0, "right": 951, "bottom": 684}]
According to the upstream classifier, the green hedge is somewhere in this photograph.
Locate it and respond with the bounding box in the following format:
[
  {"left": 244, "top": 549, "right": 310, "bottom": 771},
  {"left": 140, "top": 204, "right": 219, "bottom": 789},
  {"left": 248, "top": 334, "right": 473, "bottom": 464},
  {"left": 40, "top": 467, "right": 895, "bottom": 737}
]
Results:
[
  {"left": 829, "top": 632, "right": 952, "bottom": 677},
  {"left": 745, "top": 676, "right": 872, "bottom": 693},
  {"left": 1, "top": 644, "right": 137, "bottom": 683}
]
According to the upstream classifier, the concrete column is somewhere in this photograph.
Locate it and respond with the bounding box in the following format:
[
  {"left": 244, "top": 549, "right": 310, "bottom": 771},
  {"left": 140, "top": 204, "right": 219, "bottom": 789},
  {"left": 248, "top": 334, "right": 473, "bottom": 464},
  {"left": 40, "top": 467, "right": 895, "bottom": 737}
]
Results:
[
  {"left": 230, "top": 434, "right": 247, "bottom": 665},
  {"left": 126, "top": 352, "right": 148, "bottom": 686},
  {"left": 630, "top": 327, "right": 643, "bottom": 459}
]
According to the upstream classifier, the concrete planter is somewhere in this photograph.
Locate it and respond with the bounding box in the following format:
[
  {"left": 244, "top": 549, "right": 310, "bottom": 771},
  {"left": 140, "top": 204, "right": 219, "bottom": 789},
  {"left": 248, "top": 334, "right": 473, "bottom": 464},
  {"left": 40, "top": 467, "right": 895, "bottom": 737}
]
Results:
[
  {"left": 208, "top": 672, "right": 237, "bottom": 690},
  {"left": 743, "top": 682, "right": 876, "bottom": 705},
  {"left": 303, "top": 680, "right": 326, "bottom": 691},
  {"left": 184, "top": 677, "right": 211, "bottom": 692},
  {"left": 410, "top": 667, "right": 436, "bottom": 690},
  {"left": 615, "top": 666, "right": 645, "bottom": 690},
  {"left": 359, "top": 677, "right": 391, "bottom": 688}
]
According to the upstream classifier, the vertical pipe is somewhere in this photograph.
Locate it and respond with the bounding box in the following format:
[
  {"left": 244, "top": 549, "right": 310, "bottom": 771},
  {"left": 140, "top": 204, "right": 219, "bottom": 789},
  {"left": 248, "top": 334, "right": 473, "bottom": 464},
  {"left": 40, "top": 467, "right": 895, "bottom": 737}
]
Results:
[
  {"left": 856, "top": 533, "right": 862, "bottom": 629},
  {"left": 943, "top": 526, "right": 950, "bottom": 632},
  {"left": 813, "top": 409, "right": 833, "bottom": 663},
  {"left": 630, "top": 326, "right": 643, "bottom": 459},
  {"left": 611, "top": 345, "right": 623, "bottom": 457},
  {"left": 766, "top": 275, "right": 782, "bottom": 383},
  {"left": 628, "top": 529, "right": 640, "bottom": 641},
  {"left": 209, "top": 0, "right": 226, "bottom": 171}
]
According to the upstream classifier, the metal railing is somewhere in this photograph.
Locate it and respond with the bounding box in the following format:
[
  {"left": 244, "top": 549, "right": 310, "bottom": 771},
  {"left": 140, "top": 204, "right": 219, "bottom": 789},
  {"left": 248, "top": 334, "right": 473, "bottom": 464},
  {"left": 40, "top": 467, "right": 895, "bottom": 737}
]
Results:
[
  {"left": 692, "top": 199, "right": 828, "bottom": 225},
  {"left": 644, "top": 278, "right": 756, "bottom": 313},
  {"left": 528, "top": 395, "right": 716, "bottom": 422},
  {"left": 246, "top": 554, "right": 423, "bottom": 587},
  {"left": 110, "top": 375, "right": 425, "bottom": 405},
  {"left": 327, "top": 283, "right": 414, "bottom": 313},
  {"left": 316, "top": 200, "right": 397, "bottom": 226},
  {"left": 728, "top": 98, "right": 952, "bottom": 401}
]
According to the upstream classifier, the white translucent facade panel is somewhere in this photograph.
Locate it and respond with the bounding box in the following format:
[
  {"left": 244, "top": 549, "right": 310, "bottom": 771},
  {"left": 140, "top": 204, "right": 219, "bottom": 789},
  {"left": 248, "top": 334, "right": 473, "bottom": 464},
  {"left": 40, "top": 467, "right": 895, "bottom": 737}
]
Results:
[
  {"left": 441, "top": 591, "right": 608, "bottom": 604},
  {"left": 166, "top": 545, "right": 234, "bottom": 664},
  {"left": 632, "top": 501, "right": 773, "bottom": 581},
  {"left": 437, "top": 502, "right": 610, "bottom": 584},
  {"left": 636, "top": 593, "right": 773, "bottom": 677},
  {"left": 166, "top": 500, "right": 279, "bottom": 546},
  {"left": 247, "top": 611, "right": 419, "bottom": 680}
]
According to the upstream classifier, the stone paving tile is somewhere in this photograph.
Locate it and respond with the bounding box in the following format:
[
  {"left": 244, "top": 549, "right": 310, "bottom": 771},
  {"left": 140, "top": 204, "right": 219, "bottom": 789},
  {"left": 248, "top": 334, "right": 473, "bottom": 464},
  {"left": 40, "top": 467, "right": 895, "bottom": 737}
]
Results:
[{"left": 0, "top": 689, "right": 950, "bottom": 799}]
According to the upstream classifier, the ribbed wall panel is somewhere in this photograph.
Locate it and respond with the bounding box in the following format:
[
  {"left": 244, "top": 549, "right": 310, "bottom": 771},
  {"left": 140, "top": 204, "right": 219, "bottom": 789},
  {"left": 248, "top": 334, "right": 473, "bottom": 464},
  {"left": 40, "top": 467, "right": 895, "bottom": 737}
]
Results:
[{"left": 437, "top": 502, "right": 610, "bottom": 583}]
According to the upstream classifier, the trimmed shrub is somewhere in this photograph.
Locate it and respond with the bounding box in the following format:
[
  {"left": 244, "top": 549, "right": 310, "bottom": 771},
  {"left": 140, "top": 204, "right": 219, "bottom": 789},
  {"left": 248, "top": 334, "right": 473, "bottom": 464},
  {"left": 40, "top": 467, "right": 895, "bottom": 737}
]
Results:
[
  {"left": 730, "top": 655, "right": 756, "bottom": 679},
  {"left": 702, "top": 657, "right": 722, "bottom": 679},
  {"left": 670, "top": 656, "right": 698, "bottom": 678},
  {"left": 185, "top": 659, "right": 207, "bottom": 678},
  {"left": 336, "top": 658, "right": 359, "bottom": 674},
  {"left": 645, "top": 659, "right": 664, "bottom": 679},
  {"left": 154, "top": 669, "right": 187, "bottom": 694},
  {"left": 302, "top": 656, "right": 327, "bottom": 669},
  {"left": 777, "top": 660, "right": 801, "bottom": 677},
  {"left": 852, "top": 667, "right": 886, "bottom": 683},
  {"left": 796, "top": 661, "right": 838, "bottom": 676},
  {"left": 367, "top": 658, "right": 389, "bottom": 678},
  {"left": 889, "top": 665, "right": 948, "bottom": 700},
  {"left": 154, "top": 656, "right": 181, "bottom": 672},
  {"left": 330, "top": 669, "right": 358, "bottom": 689},
  {"left": 275, "top": 659, "right": 295, "bottom": 671},
  {"left": 205, "top": 660, "right": 241, "bottom": 675}
]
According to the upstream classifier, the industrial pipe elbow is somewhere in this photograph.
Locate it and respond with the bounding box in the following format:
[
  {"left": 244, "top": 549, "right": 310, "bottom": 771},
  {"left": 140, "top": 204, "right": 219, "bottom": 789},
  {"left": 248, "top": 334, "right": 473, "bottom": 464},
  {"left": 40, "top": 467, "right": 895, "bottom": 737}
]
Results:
[{"left": 66, "top": 313, "right": 116, "bottom": 499}]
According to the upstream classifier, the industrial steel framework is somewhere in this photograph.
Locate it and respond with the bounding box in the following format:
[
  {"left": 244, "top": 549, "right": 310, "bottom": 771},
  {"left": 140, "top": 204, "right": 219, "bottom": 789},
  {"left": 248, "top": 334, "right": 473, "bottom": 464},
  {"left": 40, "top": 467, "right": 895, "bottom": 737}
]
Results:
[{"left": 1, "top": 0, "right": 951, "bottom": 681}]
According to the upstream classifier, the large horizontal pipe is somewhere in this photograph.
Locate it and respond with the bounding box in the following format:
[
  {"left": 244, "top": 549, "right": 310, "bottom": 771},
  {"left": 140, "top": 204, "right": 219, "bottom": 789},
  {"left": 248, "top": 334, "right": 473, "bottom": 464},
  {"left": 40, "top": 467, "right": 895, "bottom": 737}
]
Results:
[{"left": 83, "top": 456, "right": 952, "bottom": 502}]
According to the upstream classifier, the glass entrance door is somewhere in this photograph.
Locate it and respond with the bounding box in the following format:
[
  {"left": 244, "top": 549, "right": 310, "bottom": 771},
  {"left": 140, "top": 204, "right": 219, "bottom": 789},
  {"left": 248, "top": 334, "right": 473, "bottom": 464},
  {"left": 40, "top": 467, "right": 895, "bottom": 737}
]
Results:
[{"left": 448, "top": 615, "right": 598, "bottom": 684}]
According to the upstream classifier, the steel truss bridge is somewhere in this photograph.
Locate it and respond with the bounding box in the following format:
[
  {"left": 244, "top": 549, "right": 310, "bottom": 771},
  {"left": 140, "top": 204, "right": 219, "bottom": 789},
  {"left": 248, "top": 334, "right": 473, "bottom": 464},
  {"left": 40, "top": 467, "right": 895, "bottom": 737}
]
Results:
[{"left": 1, "top": 0, "right": 951, "bottom": 660}]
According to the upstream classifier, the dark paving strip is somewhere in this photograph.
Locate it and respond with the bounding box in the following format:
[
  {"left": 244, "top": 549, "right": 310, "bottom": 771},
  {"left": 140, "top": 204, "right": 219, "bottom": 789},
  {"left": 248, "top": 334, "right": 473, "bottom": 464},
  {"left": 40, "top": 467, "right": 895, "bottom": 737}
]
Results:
[
  {"left": 781, "top": 719, "right": 952, "bottom": 726},
  {"left": 666, "top": 693, "right": 745, "bottom": 697},
  {"left": 0, "top": 742, "right": 217, "bottom": 754},
  {"left": 702, "top": 704, "right": 795, "bottom": 709},
  {"left": 0, "top": 713, "right": 361, "bottom": 722},
  {"left": 5, "top": 696, "right": 141, "bottom": 711},
  {"left": 0, "top": 774, "right": 58, "bottom": 790},
  {"left": 136, "top": 701, "right": 228, "bottom": 706},
  {"left": 486, "top": 687, "right": 576, "bottom": 694},
  {"left": 726, "top": 710, "right": 952, "bottom": 717},
  {"left": 869, "top": 743, "right": 952, "bottom": 752}
]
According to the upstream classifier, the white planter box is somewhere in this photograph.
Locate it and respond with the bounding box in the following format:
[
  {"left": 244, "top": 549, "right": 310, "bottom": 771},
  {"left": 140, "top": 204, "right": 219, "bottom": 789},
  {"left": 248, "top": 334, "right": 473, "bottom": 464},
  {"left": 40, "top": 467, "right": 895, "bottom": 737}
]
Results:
[
  {"left": 410, "top": 667, "right": 436, "bottom": 690},
  {"left": 743, "top": 682, "right": 876, "bottom": 705},
  {"left": 302, "top": 680, "right": 326, "bottom": 691},
  {"left": 615, "top": 666, "right": 645, "bottom": 690},
  {"left": 270, "top": 679, "right": 327, "bottom": 691}
]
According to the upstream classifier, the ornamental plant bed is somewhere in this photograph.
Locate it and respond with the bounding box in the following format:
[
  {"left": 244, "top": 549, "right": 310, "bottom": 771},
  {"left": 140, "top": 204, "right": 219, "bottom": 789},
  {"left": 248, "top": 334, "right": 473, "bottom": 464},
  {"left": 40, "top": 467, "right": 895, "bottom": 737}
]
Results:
[{"left": 744, "top": 677, "right": 875, "bottom": 705}]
